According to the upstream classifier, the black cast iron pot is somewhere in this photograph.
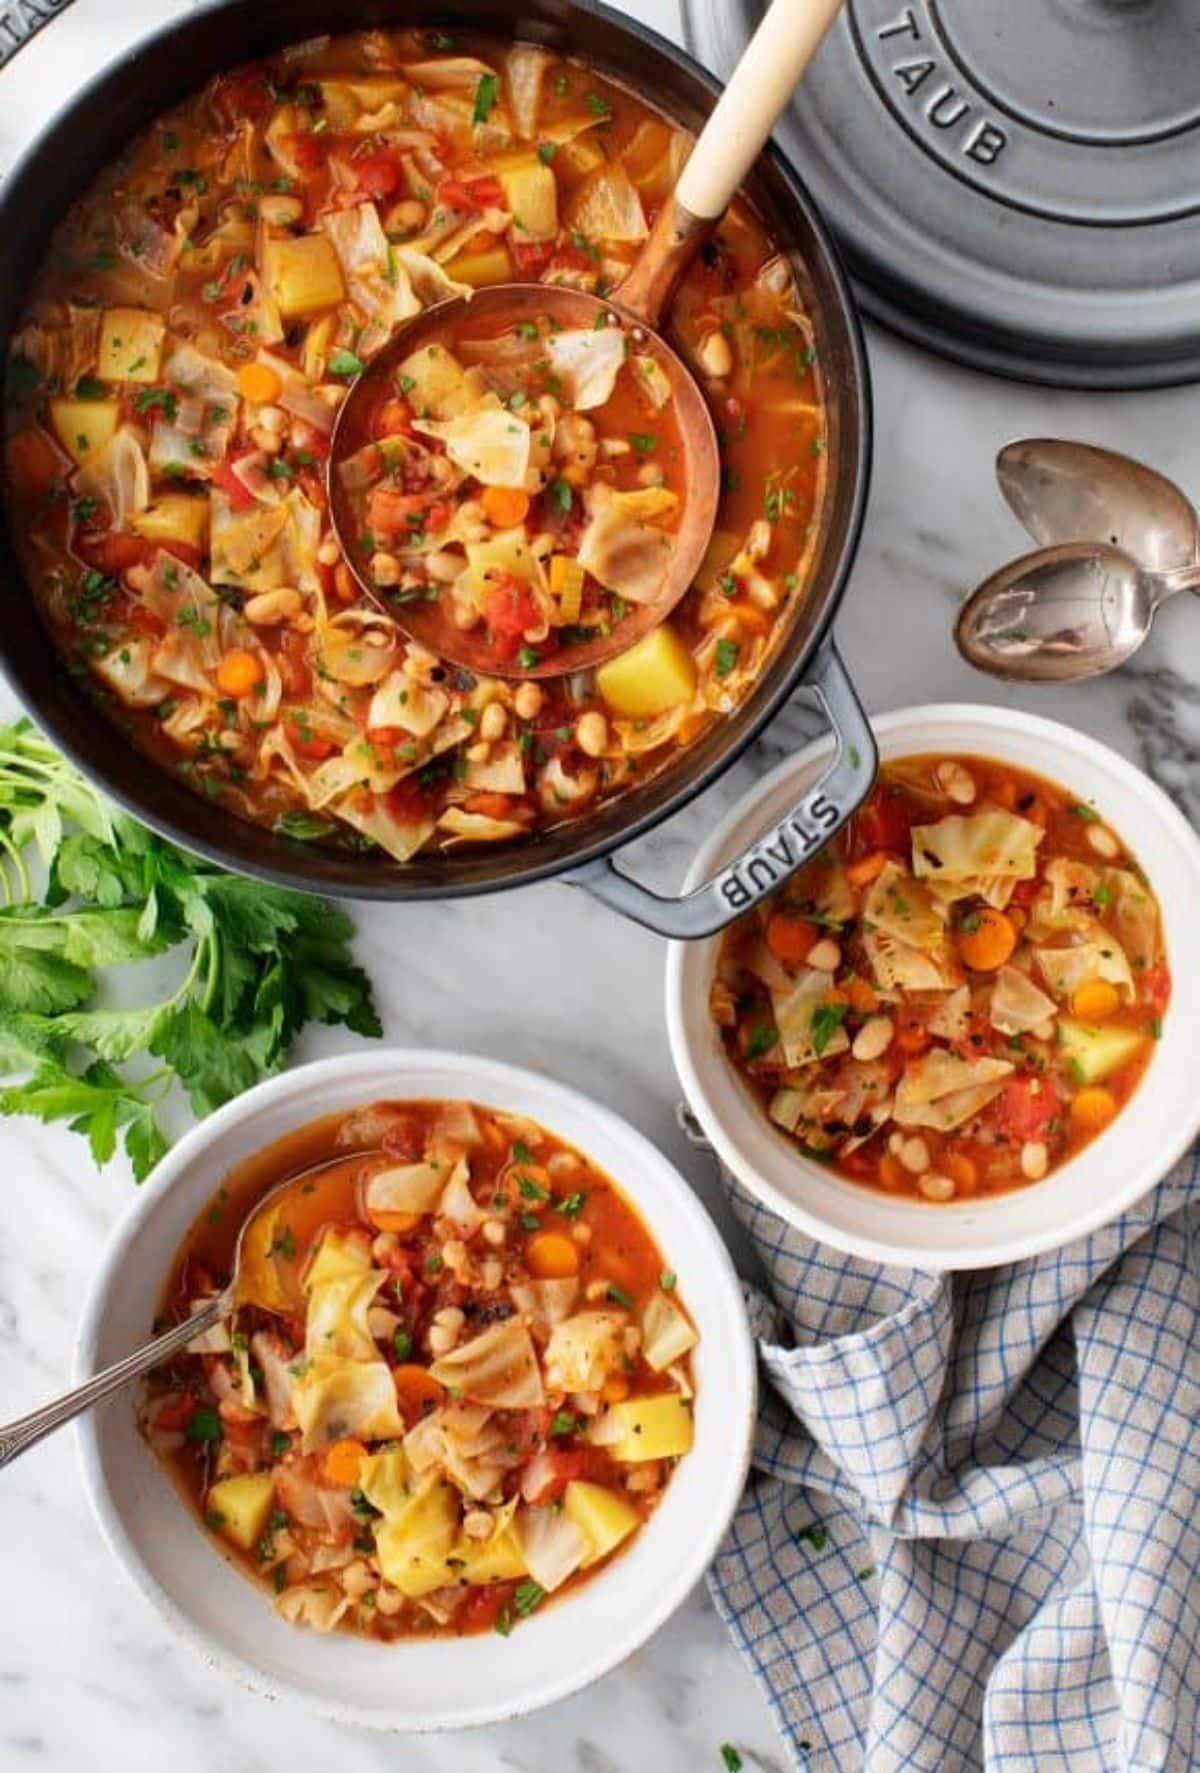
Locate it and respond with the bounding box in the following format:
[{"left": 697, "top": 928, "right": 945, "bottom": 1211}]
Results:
[{"left": 0, "top": 0, "right": 873, "bottom": 937}]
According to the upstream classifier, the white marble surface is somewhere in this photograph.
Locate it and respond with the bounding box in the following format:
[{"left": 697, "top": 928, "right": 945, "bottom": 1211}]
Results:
[{"left": 1, "top": 4, "right": 1198, "bottom": 1771}]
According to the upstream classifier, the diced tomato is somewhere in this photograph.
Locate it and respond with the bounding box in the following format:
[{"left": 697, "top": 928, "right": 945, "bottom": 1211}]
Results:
[
  {"left": 853, "top": 788, "right": 916, "bottom": 855},
  {"left": 152, "top": 1392, "right": 199, "bottom": 1433},
  {"left": 353, "top": 149, "right": 403, "bottom": 201},
  {"left": 511, "top": 239, "right": 555, "bottom": 278},
  {"left": 297, "top": 468, "right": 327, "bottom": 513},
  {"left": 283, "top": 721, "right": 336, "bottom": 761},
  {"left": 1000, "top": 1076, "right": 1061, "bottom": 1143},
  {"left": 126, "top": 603, "right": 167, "bottom": 640},
  {"left": 368, "top": 484, "right": 429, "bottom": 535},
  {"left": 1009, "top": 877, "right": 1040, "bottom": 908},
  {"left": 425, "top": 500, "right": 451, "bottom": 534},
  {"left": 380, "top": 1116, "right": 426, "bottom": 1162},
  {"left": 211, "top": 453, "right": 259, "bottom": 513},
  {"left": 279, "top": 132, "right": 325, "bottom": 171},
  {"left": 461, "top": 791, "right": 521, "bottom": 820},
  {"left": 1141, "top": 964, "right": 1171, "bottom": 1017},
  {"left": 484, "top": 573, "right": 540, "bottom": 647},
  {"left": 159, "top": 540, "right": 204, "bottom": 572},
  {"left": 76, "top": 529, "right": 151, "bottom": 575},
  {"left": 438, "top": 173, "right": 504, "bottom": 212},
  {"left": 387, "top": 775, "right": 433, "bottom": 823},
  {"left": 545, "top": 239, "right": 593, "bottom": 275},
  {"left": 510, "top": 237, "right": 556, "bottom": 278},
  {"left": 522, "top": 1448, "right": 589, "bottom": 1505},
  {"left": 372, "top": 397, "right": 415, "bottom": 440},
  {"left": 211, "top": 69, "right": 274, "bottom": 125}
]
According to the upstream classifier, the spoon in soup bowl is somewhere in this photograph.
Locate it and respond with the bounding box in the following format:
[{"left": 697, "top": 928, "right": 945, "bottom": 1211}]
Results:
[
  {"left": 0, "top": 1153, "right": 376, "bottom": 1469},
  {"left": 328, "top": 0, "right": 844, "bottom": 678}
]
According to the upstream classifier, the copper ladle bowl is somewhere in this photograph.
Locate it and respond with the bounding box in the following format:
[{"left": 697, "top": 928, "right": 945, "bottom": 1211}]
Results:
[{"left": 326, "top": 0, "right": 844, "bottom": 678}]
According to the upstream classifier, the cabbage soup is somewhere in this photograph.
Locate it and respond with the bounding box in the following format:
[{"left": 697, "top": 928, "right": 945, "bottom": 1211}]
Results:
[
  {"left": 141, "top": 1097, "right": 698, "bottom": 1638},
  {"left": 712, "top": 754, "right": 1169, "bottom": 1201},
  {"left": 5, "top": 28, "right": 825, "bottom": 862}
]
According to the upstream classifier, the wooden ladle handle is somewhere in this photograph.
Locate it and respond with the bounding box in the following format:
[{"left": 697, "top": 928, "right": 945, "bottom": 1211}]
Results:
[
  {"left": 677, "top": 0, "right": 844, "bottom": 221},
  {"left": 616, "top": 0, "right": 844, "bottom": 325}
]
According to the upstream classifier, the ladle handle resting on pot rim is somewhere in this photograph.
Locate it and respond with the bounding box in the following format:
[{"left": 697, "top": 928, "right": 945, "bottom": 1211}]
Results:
[
  {"left": 567, "top": 643, "right": 876, "bottom": 939},
  {"left": 617, "top": 0, "right": 845, "bottom": 324}
]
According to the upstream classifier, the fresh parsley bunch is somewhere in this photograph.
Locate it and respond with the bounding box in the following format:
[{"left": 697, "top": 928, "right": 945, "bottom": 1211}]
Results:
[{"left": 0, "top": 719, "right": 380, "bottom": 1178}]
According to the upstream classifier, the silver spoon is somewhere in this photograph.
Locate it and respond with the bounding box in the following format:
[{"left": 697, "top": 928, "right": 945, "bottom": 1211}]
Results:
[
  {"left": 0, "top": 1156, "right": 365, "bottom": 1469},
  {"left": 955, "top": 539, "right": 1200, "bottom": 683},
  {"left": 996, "top": 438, "right": 1199, "bottom": 573}
]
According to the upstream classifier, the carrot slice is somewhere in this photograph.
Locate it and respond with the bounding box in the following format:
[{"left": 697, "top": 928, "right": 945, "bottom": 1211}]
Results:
[
  {"left": 956, "top": 907, "right": 1017, "bottom": 973},
  {"left": 526, "top": 1231, "right": 580, "bottom": 1278},
  {"left": 322, "top": 1437, "right": 367, "bottom": 1487},
  {"left": 846, "top": 849, "right": 889, "bottom": 888},
  {"left": 481, "top": 484, "right": 531, "bottom": 527},
  {"left": 216, "top": 648, "right": 264, "bottom": 697},
  {"left": 1070, "top": 1086, "right": 1117, "bottom": 1133},
  {"left": 1071, "top": 979, "right": 1120, "bottom": 1021},
  {"left": 393, "top": 1364, "right": 445, "bottom": 1422},
  {"left": 237, "top": 360, "right": 283, "bottom": 404},
  {"left": 367, "top": 1208, "right": 423, "bottom": 1234},
  {"left": 765, "top": 912, "right": 817, "bottom": 965}
]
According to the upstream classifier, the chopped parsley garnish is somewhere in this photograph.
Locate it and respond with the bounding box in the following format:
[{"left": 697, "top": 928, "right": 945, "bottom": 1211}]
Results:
[
  {"left": 513, "top": 1580, "right": 545, "bottom": 1618},
  {"left": 549, "top": 1410, "right": 579, "bottom": 1438},
  {"left": 1072, "top": 803, "right": 1101, "bottom": 823},
  {"left": 585, "top": 91, "right": 613, "bottom": 119},
  {"left": 743, "top": 1021, "right": 778, "bottom": 1061},
  {"left": 185, "top": 1405, "right": 223, "bottom": 1444},
  {"left": 630, "top": 431, "right": 658, "bottom": 453},
  {"left": 328, "top": 349, "right": 366, "bottom": 377},
  {"left": 556, "top": 1190, "right": 586, "bottom": 1219},
  {"left": 472, "top": 72, "right": 501, "bottom": 125},
  {"left": 796, "top": 1521, "right": 827, "bottom": 1550},
  {"left": 606, "top": 1283, "right": 634, "bottom": 1309},
  {"left": 810, "top": 1000, "right": 849, "bottom": 1055},
  {"left": 660, "top": 1270, "right": 677, "bottom": 1291},
  {"left": 719, "top": 1749, "right": 743, "bottom": 1773},
  {"left": 517, "top": 646, "right": 540, "bottom": 669},
  {"left": 548, "top": 476, "right": 573, "bottom": 513},
  {"left": 393, "top": 1328, "right": 413, "bottom": 1361},
  {"left": 269, "top": 1430, "right": 290, "bottom": 1457},
  {"left": 512, "top": 1138, "right": 536, "bottom": 1163},
  {"left": 714, "top": 638, "right": 740, "bottom": 677}
]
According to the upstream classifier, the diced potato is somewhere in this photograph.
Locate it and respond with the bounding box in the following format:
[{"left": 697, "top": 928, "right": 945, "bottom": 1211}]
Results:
[
  {"left": 1058, "top": 1018, "right": 1147, "bottom": 1085},
  {"left": 374, "top": 1479, "right": 459, "bottom": 1597},
  {"left": 208, "top": 1472, "right": 275, "bottom": 1553},
  {"left": 98, "top": 307, "right": 165, "bottom": 383},
  {"left": 318, "top": 76, "right": 409, "bottom": 128},
  {"left": 130, "top": 493, "right": 209, "bottom": 551},
  {"left": 444, "top": 242, "right": 513, "bottom": 288},
  {"left": 604, "top": 1392, "right": 694, "bottom": 1463},
  {"left": 497, "top": 155, "right": 558, "bottom": 242},
  {"left": 397, "top": 341, "right": 474, "bottom": 419},
  {"left": 563, "top": 1480, "right": 640, "bottom": 1565},
  {"left": 549, "top": 554, "right": 584, "bottom": 624},
  {"left": 453, "top": 1521, "right": 527, "bottom": 1583},
  {"left": 49, "top": 398, "right": 119, "bottom": 468},
  {"left": 262, "top": 234, "right": 346, "bottom": 320},
  {"left": 597, "top": 624, "right": 697, "bottom": 718}
]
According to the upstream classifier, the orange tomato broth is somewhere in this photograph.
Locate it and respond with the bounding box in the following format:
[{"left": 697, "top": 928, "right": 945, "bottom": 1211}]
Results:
[
  {"left": 145, "top": 1098, "right": 694, "bottom": 1640},
  {"left": 713, "top": 754, "right": 1169, "bottom": 1201},
  {"left": 5, "top": 28, "right": 825, "bottom": 861}
]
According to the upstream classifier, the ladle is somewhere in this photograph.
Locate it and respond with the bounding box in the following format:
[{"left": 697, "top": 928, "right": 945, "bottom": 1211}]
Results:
[
  {"left": 328, "top": 0, "right": 844, "bottom": 678},
  {"left": 0, "top": 1155, "right": 371, "bottom": 1469},
  {"left": 955, "top": 539, "right": 1200, "bottom": 683}
]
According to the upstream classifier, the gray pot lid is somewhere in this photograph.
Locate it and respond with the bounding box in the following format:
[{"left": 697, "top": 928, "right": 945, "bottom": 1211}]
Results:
[{"left": 682, "top": 0, "right": 1200, "bottom": 387}]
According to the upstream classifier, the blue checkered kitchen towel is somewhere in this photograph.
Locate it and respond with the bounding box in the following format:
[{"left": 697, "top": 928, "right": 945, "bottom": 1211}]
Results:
[{"left": 707, "top": 1147, "right": 1200, "bottom": 1772}]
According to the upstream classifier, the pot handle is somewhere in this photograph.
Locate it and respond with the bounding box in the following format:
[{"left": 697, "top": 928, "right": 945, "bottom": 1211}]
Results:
[
  {"left": 0, "top": 0, "right": 74, "bottom": 70},
  {"left": 566, "top": 639, "right": 876, "bottom": 939}
]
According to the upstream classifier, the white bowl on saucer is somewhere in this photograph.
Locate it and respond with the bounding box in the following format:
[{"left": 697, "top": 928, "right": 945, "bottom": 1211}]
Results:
[
  {"left": 74, "top": 1049, "right": 755, "bottom": 1730},
  {"left": 666, "top": 704, "right": 1200, "bottom": 1270}
]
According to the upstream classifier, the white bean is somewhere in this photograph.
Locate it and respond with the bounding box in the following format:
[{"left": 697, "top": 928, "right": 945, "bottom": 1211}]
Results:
[
  {"left": 899, "top": 1137, "right": 931, "bottom": 1176},
  {"left": 697, "top": 329, "right": 733, "bottom": 378},
  {"left": 1020, "top": 1140, "right": 1049, "bottom": 1181},
  {"left": 480, "top": 701, "right": 509, "bottom": 741},
  {"left": 244, "top": 588, "right": 302, "bottom": 625},
  {"left": 936, "top": 759, "right": 977, "bottom": 805},
  {"left": 575, "top": 710, "right": 609, "bottom": 758},
  {"left": 918, "top": 1173, "right": 956, "bottom": 1202},
  {"left": 852, "top": 1015, "right": 894, "bottom": 1062},
  {"left": 807, "top": 938, "right": 842, "bottom": 973},
  {"left": 370, "top": 551, "right": 401, "bottom": 588},
  {"left": 514, "top": 682, "right": 545, "bottom": 721},
  {"left": 1086, "top": 823, "right": 1120, "bottom": 859}
]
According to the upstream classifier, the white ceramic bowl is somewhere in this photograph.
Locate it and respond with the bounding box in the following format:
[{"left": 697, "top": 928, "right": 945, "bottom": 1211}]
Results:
[
  {"left": 74, "top": 1049, "right": 755, "bottom": 1730},
  {"left": 667, "top": 704, "right": 1200, "bottom": 1270}
]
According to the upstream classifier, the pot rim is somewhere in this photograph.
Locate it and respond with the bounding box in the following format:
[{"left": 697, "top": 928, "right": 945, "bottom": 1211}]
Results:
[{"left": 0, "top": 0, "right": 871, "bottom": 903}]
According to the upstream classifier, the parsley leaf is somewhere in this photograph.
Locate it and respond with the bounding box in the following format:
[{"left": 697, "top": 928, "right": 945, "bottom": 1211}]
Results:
[
  {"left": 0, "top": 719, "right": 380, "bottom": 1178},
  {"left": 473, "top": 72, "right": 501, "bottom": 125},
  {"left": 810, "top": 1000, "right": 849, "bottom": 1055},
  {"left": 328, "top": 348, "right": 366, "bottom": 377}
]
